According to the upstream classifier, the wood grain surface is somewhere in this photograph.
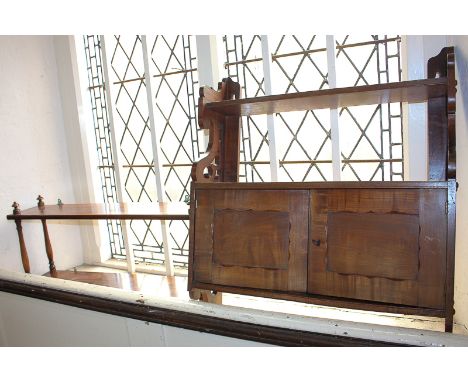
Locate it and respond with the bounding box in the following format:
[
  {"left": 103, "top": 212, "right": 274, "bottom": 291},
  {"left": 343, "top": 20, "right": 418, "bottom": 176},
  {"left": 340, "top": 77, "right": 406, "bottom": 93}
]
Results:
[
  {"left": 205, "top": 78, "right": 447, "bottom": 116},
  {"left": 7, "top": 202, "right": 190, "bottom": 220}
]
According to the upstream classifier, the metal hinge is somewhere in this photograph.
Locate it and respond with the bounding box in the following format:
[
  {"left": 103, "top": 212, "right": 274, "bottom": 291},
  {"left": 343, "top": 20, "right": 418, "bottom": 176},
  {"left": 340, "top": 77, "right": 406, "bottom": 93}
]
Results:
[{"left": 445, "top": 201, "right": 449, "bottom": 215}]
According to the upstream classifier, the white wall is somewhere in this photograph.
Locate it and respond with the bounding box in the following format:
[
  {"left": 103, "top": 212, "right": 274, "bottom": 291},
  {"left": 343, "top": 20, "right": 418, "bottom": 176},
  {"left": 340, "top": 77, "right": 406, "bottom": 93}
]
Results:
[
  {"left": 0, "top": 36, "right": 84, "bottom": 274},
  {"left": 53, "top": 36, "right": 101, "bottom": 264},
  {"left": 0, "top": 291, "right": 265, "bottom": 346},
  {"left": 417, "top": 35, "right": 468, "bottom": 331},
  {"left": 446, "top": 36, "right": 468, "bottom": 331},
  {"left": 403, "top": 35, "right": 449, "bottom": 180}
]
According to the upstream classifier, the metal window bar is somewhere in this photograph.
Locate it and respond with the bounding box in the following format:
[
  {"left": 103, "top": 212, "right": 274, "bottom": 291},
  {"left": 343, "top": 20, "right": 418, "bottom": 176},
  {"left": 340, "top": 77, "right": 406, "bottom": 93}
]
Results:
[
  {"left": 100, "top": 35, "right": 139, "bottom": 272},
  {"left": 270, "top": 35, "right": 332, "bottom": 182},
  {"left": 82, "top": 35, "right": 125, "bottom": 259},
  {"left": 142, "top": 35, "right": 174, "bottom": 275},
  {"left": 84, "top": 34, "right": 405, "bottom": 268},
  {"left": 223, "top": 35, "right": 269, "bottom": 183},
  {"left": 221, "top": 35, "right": 404, "bottom": 183},
  {"left": 335, "top": 35, "right": 403, "bottom": 181},
  {"left": 108, "top": 35, "right": 165, "bottom": 266},
  {"left": 150, "top": 35, "right": 199, "bottom": 267},
  {"left": 84, "top": 35, "right": 199, "bottom": 268}
]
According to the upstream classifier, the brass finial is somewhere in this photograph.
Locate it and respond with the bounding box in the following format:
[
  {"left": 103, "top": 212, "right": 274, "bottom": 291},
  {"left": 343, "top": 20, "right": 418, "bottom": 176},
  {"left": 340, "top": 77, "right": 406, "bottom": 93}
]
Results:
[
  {"left": 12, "top": 201, "right": 21, "bottom": 215},
  {"left": 37, "top": 195, "right": 45, "bottom": 207}
]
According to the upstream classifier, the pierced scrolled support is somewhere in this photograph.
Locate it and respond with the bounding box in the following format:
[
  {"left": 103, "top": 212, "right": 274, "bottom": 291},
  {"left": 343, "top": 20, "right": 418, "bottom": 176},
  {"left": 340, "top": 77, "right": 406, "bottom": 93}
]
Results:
[
  {"left": 446, "top": 48, "right": 456, "bottom": 180},
  {"left": 191, "top": 77, "right": 241, "bottom": 183},
  {"left": 427, "top": 46, "right": 456, "bottom": 181},
  {"left": 189, "top": 78, "right": 241, "bottom": 304},
  {"left": 191, "top": 118, "right": 220, "bottom": 182}
]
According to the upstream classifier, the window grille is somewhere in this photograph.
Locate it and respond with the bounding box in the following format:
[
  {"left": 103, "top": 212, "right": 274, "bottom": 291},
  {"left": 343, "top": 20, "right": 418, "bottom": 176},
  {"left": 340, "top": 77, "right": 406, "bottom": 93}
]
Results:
[
  {"left": 149, "top": 35, "right": 199, "bottom": 266},
  {"left": 223, "top": 35, "right": 271, "bottom": 182},
  {"left": 269, "top": 35, "right": 332, "bottom": 181},
  {"left": 335, "top": 35, "right": 403, "bottom": 181},
  {"left": 220, "top": 34, "right": 403, "bottom": 182},
  {"left": 83, "top": 34, "right": 404, "bottom": 268},
  {"left": 83, "top": 35, "right": 125, "bottom": 259},
  {"left": 83, "top": 35, "right": 199, "bottom": 268}
]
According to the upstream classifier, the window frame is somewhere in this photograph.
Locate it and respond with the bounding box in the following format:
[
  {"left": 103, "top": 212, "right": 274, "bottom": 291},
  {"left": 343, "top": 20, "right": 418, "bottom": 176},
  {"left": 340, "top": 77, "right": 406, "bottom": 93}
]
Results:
[{"left": 74, "top": 34, "right": 427, "bottom": 274}]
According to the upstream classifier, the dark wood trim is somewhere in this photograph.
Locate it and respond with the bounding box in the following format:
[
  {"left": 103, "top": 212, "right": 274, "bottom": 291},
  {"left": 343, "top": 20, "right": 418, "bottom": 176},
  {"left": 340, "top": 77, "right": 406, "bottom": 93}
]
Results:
[
  {"left": 191, "top": 281, "right": 445, "bottom": 318},
  {"left": 220, "top": 79, "right": 241, "bottom": 182},
  {"left": 445, "top": 179, "right": 457, "bottom": 332},
  {"left": 7, "top": 214, "right": 189, "bottom": 221},
  {"left": 447, "top": 47, "right": 456, "bottom": 179},
  {"left": 205, "top": 78, "right": 447, "bottom": 116},
  {"left": 428, "top": 97, "right": 448, "bottom": 180},
  {"left": 6, "top": 202, "right": 190, "bottom": 221},
  {"left": 187, "top": 184, "right": 196, "bottom": 292},
  {"left": 14, "top": 219, "right": 30, "bottom": 274},
  {"left": 427, "top": 47, "right": 456, "bottom": 181},
  {"left": 193, "top": 181, "right": 449, "bottom": 191},
  {"left": 41, "top": 219, "right": 56, "bottom": 275},
  {"left": 0, "top": 278, "right": 412, "bottom": 347}
]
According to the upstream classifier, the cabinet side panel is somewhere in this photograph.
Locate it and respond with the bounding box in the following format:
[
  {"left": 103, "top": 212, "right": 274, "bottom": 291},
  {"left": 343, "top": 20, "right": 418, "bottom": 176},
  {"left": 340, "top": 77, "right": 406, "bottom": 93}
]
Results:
[
  {"left": 417, "top": 189, "right": 447, "bottom": 308},
  {"left": 193, "top": 189, "right": 216, "bottom": 283}
]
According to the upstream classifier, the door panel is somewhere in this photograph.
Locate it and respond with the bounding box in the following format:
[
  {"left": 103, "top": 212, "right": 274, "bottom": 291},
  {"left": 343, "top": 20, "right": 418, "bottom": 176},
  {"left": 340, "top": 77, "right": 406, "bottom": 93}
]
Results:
[
  {"left": 193, "top": 189, "right": 309, "bottom": 292},
  {"left": 308, "top": 188, "right": 447, "bottom": 309},
  {"left": 327, "top": 212, "right": 420, "bottom": 280},
  {"left": 213, "top": 209, "right": 290, "bottom": 269}
]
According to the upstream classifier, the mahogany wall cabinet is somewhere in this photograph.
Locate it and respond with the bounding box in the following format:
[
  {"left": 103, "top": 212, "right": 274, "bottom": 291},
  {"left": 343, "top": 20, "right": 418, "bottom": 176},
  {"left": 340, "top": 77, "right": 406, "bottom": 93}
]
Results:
[{"left": 188, "top": 47, "right": 457, "bottom": 332}]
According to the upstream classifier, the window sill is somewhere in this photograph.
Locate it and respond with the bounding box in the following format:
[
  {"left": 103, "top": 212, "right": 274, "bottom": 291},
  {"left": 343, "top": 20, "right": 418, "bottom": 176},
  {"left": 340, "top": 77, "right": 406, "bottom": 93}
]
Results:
[
  {"left": 1, "top": 268, "right": 468, "bottom": 346},
  {"left": 95, "top": 258, "right": 188, "bottom": 277}
]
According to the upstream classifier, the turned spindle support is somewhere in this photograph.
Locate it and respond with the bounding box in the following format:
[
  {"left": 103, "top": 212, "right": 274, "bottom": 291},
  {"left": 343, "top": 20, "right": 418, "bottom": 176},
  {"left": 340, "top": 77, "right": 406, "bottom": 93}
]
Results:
[
  {"left": 37, "top": 197, "right": 57, "bottom": 276},
  {"left": 41, "top": 219, "right": 56, "bottom": 276},
  {"left": 12, "top": 202, "right": 30, "bottom": 273}
]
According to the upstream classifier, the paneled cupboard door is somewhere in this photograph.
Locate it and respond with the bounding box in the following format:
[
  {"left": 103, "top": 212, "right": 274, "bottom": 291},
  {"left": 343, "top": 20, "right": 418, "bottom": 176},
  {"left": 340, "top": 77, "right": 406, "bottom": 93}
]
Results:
[
  {"left": 192, "top": 189, "right": 309, "bottom": 292},
  {"left": 308, "top": 188, "right": 447, "bottom": 309}
]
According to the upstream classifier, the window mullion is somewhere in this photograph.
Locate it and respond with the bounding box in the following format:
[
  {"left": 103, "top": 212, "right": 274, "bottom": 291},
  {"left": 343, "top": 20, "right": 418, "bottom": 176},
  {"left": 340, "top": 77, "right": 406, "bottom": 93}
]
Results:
[
  {"left": 100, "top": 35, "right": 137, "bottom": 273},
  {"left": 326, "top": 35, "right": 342, "bottom": 181},
  {"left": 261, "top": 35, "right": 280, "bottom": 181},
  {"left": 141, "top": 35, "right": 175, "bottom": 276}
]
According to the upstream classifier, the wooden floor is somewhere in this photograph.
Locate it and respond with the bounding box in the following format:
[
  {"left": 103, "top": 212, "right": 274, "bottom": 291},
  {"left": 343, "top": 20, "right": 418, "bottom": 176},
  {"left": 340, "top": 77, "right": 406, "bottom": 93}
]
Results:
[{"left": 43, "top": 270, "right": 189, "bottom": 299}]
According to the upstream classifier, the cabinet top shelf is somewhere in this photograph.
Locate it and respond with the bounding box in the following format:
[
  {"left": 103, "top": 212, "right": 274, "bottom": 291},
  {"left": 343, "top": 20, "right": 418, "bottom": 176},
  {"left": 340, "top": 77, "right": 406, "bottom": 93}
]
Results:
[{"left": 205, "top": 78, "right": 448, "bottom": 116}]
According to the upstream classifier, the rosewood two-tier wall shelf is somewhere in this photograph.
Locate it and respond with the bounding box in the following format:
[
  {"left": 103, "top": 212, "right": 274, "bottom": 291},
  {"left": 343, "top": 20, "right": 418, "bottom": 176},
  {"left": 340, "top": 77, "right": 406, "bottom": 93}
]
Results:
[
  {"left": 7, "top": 200, "right": 189, "bottom": 276},
  {"left": 188, "top": 47, "right": 457, "bottom": 332}
]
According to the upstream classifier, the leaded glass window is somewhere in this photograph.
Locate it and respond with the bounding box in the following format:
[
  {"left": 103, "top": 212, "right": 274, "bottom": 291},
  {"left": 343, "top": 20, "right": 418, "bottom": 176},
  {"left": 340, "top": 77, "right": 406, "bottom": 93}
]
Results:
[
  {"left": 220, "top": 34, "right": 403, "bottom": 183},
  {"left": 83, "top": 35, "right": 199, "bottom": 268},
  {"left": 83, "top": 34, "right": 404, "bottom": 268}
]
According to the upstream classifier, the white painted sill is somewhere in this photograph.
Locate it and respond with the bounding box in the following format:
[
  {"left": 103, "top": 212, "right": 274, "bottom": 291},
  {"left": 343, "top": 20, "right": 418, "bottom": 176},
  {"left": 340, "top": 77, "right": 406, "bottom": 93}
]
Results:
[{"left": 1, "top": 268, "right": 468, "bottom": 346}]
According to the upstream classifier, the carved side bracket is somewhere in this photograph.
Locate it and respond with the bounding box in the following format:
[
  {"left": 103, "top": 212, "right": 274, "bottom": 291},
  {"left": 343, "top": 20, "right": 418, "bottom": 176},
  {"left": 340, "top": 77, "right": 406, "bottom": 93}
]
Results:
[
  {"left": 427, "top": 46, "right": 456, "bottom": 181},
  {"left": 446, "top": 48, "right": 456, "bottom": 179},
  {"left": 191, "top": 78, "right": 241, "bottom": 183},
  {"left": 189, "top": 78, "right": 240, "bottom": 304}
]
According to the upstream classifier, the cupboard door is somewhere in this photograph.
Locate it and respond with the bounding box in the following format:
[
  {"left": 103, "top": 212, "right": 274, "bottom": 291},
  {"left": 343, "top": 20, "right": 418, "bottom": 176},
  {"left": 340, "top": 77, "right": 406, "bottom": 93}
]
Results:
[
  {"left": 308, "top": 188, "right": 447, "bottom": 309},
  {"left": 193, "top": 189, "right": 309, "bottom": 292}
]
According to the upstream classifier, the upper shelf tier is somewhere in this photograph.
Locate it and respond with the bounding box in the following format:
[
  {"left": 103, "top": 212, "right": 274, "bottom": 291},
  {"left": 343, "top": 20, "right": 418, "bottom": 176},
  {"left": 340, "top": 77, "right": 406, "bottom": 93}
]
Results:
[
  {"left": 205, "top": 78, "right": 448, "bottom": 116},
  {"left": 7, "top": 202, "right": 190, "bottom": 220}
]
